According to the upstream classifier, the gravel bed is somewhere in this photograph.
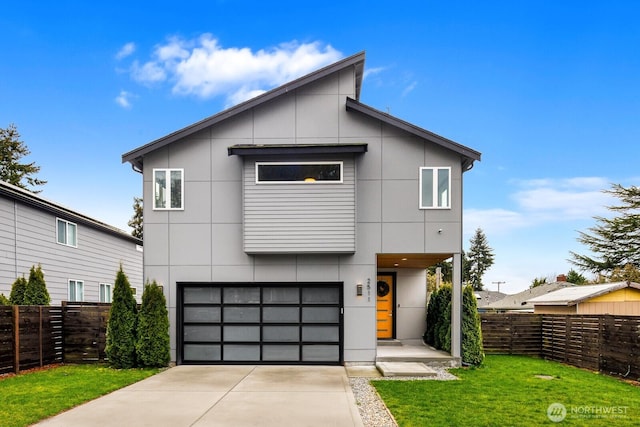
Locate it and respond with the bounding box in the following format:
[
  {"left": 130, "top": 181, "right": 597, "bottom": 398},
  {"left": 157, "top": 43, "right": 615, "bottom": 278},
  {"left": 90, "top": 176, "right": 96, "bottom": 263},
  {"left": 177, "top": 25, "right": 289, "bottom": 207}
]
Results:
[{"left": 349, "top": 369, "right": 458, "bottom": 426}]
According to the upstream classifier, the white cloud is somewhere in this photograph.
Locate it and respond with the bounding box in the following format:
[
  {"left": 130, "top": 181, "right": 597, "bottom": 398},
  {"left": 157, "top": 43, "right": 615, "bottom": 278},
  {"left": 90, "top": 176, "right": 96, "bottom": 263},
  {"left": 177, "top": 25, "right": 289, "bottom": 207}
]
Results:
[
  {"left": 465, "top": 176, "right": 615, "bottom": 236},
  {"left": 127, "top": 35, "right": 342, "bottom": 105},
  {"left": 116, "top": 42, "right": 136, "bottom": 60},
  {"left": 115, "top": 90, "right": 135, "bottom": 109},
  {"left": 401, "top": 81, "right": 418, "bottom": 97}
]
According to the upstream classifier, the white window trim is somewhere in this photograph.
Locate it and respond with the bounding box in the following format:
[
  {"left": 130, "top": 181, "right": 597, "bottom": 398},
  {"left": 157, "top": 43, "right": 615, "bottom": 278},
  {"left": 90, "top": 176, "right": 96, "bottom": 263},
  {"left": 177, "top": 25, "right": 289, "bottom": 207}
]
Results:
[
  {"left": 419, "top": 167, "right": 452, "bottom": 209},
  {"left": 153, "top": 168, "right": 184, "bottom": 210},
  {"left": 56, "top": 218, "right": 78, "bottom": 247},
  {"left": 68, "top": 279, "right": 84, "bottom": 302},
  {"left": 255, "top": 161, "right": 344, "bottom": 184},
  {"left": 99, "top": 283, "right": 112, "bottom": 303}
]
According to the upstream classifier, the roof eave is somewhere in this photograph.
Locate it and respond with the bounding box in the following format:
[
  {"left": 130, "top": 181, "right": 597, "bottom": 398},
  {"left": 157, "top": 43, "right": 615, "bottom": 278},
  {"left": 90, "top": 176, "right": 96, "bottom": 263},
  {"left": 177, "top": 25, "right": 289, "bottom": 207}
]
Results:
[
  {"left": 122, "top": 51, "right": 367, "bottom": 170},
  {"left": 345, "top": 97, "right": 481, "bottom": 170}
]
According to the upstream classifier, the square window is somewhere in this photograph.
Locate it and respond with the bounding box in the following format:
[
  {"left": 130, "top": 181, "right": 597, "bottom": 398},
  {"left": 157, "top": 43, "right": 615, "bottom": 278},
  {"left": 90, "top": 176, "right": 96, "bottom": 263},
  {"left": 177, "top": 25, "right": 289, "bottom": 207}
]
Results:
[
  {"left": 420, "top": 167, "right": 451, "bottom": 209},
  {"left": 153, "top": 168, "right": 184, "bottom": 210},
  {"left": 56, "top": 218, "right": 77, "bottom": 247}
]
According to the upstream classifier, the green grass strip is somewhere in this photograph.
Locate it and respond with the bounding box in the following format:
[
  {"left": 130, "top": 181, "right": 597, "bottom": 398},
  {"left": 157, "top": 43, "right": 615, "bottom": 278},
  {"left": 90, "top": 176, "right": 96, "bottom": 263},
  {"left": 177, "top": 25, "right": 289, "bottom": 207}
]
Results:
[
  {"left": 0, "top": 364, "right": 160, "bottom": 427},
  {"left": 373, "top": 355, "right": 640, "bottom": 426}
]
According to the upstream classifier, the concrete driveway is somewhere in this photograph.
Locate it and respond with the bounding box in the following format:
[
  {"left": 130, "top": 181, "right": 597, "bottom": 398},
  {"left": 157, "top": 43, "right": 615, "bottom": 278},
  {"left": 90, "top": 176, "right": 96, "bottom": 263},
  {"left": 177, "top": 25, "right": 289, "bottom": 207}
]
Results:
[{"left": 34, "top": 365, "right": 364, "bottom": 427}]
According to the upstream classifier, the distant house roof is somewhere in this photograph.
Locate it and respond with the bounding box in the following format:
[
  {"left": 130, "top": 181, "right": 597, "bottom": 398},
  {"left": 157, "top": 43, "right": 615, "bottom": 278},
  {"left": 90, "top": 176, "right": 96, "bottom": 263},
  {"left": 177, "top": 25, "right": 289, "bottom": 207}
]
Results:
[
  {"left": 0, "top": 180, "right": 141, "bottom": 245},
  {"left": 527, "top": 282, "right": 640, "bottom": 306},
  {"left": 484, "top": 282, "right": 576, "bottom": 311},
  {"left": 474, "top": 290, "right": 507, "bottom": 308},
  {"left": 123, "top": 51, "right": 481, "bottom": 172}
]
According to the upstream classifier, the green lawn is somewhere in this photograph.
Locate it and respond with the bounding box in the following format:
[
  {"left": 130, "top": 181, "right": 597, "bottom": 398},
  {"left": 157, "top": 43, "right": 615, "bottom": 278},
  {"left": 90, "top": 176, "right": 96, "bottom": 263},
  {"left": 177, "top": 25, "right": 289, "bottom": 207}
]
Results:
[
  {"left": 373, "top": 355, "right": 640, "bottom": 427},
  {"left": 0, "top": 364, "right": 160, "bottom": 427}
]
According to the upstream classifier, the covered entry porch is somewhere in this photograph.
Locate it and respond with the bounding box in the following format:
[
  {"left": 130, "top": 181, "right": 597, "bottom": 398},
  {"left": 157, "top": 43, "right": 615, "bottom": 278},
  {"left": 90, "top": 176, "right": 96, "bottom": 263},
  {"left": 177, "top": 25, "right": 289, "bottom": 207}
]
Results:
[{"left": 374, "top": 253, "right": 462, "bottom": 374}]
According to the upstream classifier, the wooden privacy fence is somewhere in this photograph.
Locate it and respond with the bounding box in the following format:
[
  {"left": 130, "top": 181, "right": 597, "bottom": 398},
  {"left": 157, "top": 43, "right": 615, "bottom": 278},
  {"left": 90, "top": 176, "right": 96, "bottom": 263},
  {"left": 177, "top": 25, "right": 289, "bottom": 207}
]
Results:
[
  {"left": 481, "top": 313, "right": 640, "bottom": 379},
  {"left": 0, "top": 302, "right": 110, "bottom": 374},
  {"left": 0, "top": 305, "right": 63, "bottom": 375},
  {"left": 62, "top": 302, "right": 111, "bottom": 364}
]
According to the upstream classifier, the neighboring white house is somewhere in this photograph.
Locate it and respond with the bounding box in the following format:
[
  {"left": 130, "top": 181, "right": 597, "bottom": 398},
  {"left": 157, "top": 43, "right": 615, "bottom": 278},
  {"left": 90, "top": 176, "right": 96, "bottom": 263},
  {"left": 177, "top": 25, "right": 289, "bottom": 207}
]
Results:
[
  {"left": 0, "top": 180, "right": 143, "bottom": 304},
  {"left": 122, "top": 51, "right": 481, "bottom": 365}
]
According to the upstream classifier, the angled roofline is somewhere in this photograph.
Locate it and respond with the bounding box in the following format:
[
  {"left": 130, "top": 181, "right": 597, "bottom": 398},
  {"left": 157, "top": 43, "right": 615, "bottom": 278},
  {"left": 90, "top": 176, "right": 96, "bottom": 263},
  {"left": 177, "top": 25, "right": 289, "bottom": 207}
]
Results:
[
  {"left": 0, "top": 181, "right": 142, "bottom": 245},
  {"left": 528, "top": 282, "right": 640, "bottom": 306},
  {"left": 122, "top": 51, "right": 367, "bottom": 171},
  {"left": 345, "top": 98, "right": 481, "bottom": 171}
]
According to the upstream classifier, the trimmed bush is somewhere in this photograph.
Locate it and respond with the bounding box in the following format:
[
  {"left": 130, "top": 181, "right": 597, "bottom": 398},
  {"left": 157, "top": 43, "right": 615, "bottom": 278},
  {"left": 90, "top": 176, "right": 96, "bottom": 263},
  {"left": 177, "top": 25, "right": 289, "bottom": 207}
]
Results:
[
  {"left": 0, "top": 293, "right": 9, "bottom": 305},
  {"left": 462, "top": 284, "right": 485, "bottom": 366},
  {"left": 9, "top": 276, "right": 27, "bottom": 305},
  {"left": 136, "top": 280, "right": 170, "bottom": 368},
  {"left": 434, "top": 285, "right": 452, "bottom": 350},
  {"left": 424, "top": 288, "right": 439, "bottom": 346},
  {"left": 106, "top": 266, "right": 138, "bottom": 368},
  {"left": 24, "top": 264, "right": 50, "bottom": 305}
]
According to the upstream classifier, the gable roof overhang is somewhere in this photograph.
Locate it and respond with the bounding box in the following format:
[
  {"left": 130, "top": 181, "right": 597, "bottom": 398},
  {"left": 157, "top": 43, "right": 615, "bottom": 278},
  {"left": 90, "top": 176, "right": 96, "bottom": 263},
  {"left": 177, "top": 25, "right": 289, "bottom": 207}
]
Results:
[
  {"left": 345, "top": 98, "right": 481, "bottom": 171},
  {"left": 122, "top": 52, "right": 366, "bottom": 172},
  {"left": 0, "top": 181, "right": 142, "bottom": 245},
  {"left": 228, "top": 143, "right": 368, "bottom": 157},
  {"left": 527, "top": 282, "right": 640, "bottom": 306}
]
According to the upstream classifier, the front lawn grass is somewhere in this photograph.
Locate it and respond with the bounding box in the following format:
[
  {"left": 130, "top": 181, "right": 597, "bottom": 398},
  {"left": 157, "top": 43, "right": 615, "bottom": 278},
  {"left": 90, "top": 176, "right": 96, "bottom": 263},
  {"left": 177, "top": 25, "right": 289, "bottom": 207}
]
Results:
[
  {"left": 373, "top": 355, "right": 640, "bottom": 426},
  {"left": 0, "top": 364, "right": 160, "bottom": 427}
]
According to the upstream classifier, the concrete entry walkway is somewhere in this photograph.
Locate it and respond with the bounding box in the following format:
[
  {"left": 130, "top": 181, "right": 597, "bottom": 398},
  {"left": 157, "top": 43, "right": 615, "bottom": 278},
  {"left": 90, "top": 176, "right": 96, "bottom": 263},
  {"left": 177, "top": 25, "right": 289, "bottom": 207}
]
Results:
[{"left": 35, "top": 365, "right": 364, "bottom": 427}]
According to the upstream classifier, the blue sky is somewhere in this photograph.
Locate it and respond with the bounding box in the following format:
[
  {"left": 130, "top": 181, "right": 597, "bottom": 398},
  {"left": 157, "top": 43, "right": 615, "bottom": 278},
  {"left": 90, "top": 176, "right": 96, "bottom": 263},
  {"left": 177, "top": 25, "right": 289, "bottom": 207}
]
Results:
[{"left": 2, "top": 1, "right": 639, "bottom": 294}]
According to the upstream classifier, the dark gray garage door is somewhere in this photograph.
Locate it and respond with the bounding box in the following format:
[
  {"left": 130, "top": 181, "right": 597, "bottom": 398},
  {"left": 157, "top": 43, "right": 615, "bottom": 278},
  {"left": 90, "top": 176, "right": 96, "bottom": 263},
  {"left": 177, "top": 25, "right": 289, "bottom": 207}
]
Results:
[{"left": 178, "top": 282, "right": 343, "bottom": 365}]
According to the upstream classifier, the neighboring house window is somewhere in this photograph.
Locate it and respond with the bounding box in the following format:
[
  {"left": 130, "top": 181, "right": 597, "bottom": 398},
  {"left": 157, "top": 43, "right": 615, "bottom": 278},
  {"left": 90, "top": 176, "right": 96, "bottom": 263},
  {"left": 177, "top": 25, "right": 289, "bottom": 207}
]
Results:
[
  {"left": 56, "top": 218, "right": 77, "bottom": 247},
  {"left": 256, "top": 162, "right": 343, "bottom": 183},
  {"left": 153, "top": 168, "right": 184, "bottom": 210},
  {"left": 420, "top": 167, "right": 451, "bottom": 209},
  {"left": 68, "top": 280, "right": 84, "bottom": 302},
  {"left": 99, "top": 283, "right": 112, "bottom": 303}
]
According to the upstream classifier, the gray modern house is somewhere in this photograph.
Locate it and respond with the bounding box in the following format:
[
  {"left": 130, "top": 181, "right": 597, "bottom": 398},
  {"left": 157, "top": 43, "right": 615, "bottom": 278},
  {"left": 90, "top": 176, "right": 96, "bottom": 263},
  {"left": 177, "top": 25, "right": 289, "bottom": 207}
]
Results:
[
  {"left": 0, "top": 180, "right": 143, "bottom": 304},
  {"left": 122, "top": 51, "right": 481, "bottom": 365}
]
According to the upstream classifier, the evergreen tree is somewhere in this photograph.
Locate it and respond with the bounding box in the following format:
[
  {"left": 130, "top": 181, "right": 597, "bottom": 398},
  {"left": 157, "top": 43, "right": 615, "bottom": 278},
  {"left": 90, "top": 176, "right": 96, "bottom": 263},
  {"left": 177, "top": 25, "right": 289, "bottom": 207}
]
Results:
[
  {"left": 570, "top": 184, "right": 640, "bottom": 274},
  {"left": 136, "top": 280, "right": 170, "bottom": 367},
  {"left": 434, "top": 285, "right": 452, "bottom": 351},
  {"left": 106, "top": 266, "right": 138, "bottom": 368},
  {"left": 529, "top": 277, "right": 547, "bottom": 289},
  {"left": 462, "top": 285, "right": 484, "bottom": 366},
  {"left": 128, "top": 197, "right": 143, "bottom": 239},
  {"left": 0, "top": 293, "right": 10, "bottom": 305},
  {"left": 566, "top": 269, "right": 588, "bottom": 284},
  {"left": 9, "top": 276, "right": 27, "bottom": 305},
  {"left": 0, "top": 124, "right": 46, "bottom": 192},
  {"left": 467, "top": 228, "right": 495, "bottom": 290},
  {"left": 609, "top": 264, "right": 640, "bottom": 282},
  {"left": 24, "top": 264, "right": 50, "bottom": 305},
  {"left": 424, "top": 287, "right": 441, "bottom": 346}
]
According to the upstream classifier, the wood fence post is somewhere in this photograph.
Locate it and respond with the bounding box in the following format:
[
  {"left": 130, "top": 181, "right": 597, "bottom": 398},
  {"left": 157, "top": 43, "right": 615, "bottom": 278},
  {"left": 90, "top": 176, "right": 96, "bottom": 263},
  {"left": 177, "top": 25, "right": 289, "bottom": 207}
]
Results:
[
  {"left": 39, "top": 306, "right": 43, "bottom": 367},
  {"left": 13, "top": 305, "right": 19, "bottom": 374}
]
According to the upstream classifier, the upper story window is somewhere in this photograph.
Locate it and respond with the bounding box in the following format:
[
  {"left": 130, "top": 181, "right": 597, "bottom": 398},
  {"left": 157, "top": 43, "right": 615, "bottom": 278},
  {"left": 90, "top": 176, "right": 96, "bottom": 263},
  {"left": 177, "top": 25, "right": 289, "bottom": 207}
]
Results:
[
  {"left": 57, "top": 218, "right": 77, "bottom": 247},
  {"left": 420, "top": 167, "right": 451, "bottom": 209},
  {"left": 153, "top": 168, "right": 184, "bottom": 210},
  {"left": 256, "top": 162, "right": 343, "bottom": 184}
]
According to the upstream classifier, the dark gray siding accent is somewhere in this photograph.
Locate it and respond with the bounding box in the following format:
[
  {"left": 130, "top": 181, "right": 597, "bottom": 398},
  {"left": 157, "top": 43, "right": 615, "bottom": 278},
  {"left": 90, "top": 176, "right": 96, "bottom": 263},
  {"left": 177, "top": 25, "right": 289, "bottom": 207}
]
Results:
[{"left": 243, "top": 157, "right": 356, "bottom": 253}]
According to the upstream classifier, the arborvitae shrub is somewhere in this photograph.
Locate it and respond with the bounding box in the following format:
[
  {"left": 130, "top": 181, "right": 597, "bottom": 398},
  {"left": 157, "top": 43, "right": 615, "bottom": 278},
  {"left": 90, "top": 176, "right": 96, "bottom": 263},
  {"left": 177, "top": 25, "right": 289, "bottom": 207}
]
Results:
[
  {"left": 105, "top": 266, "right": 138, "bottom": 368},
  {"left": 462, "top": 284, "right": 485, "bottom": 366},
  {"left": 0, "top": 293, "right": 9, "bottom": 305},
  {"left": 434, "top": 285, "right": 452, "bottom": 351},
  {"left": 9, "top": 276, "right": 27, "bottom": 305},
  {"left": 424, "top": 287, "right": 440, "bottom": 346},
  {"left": 24, "top": 264, "right": 50, "bottom": 305},
  {"left": 136, "top": 280, "right": 170, "bottom": 368}
]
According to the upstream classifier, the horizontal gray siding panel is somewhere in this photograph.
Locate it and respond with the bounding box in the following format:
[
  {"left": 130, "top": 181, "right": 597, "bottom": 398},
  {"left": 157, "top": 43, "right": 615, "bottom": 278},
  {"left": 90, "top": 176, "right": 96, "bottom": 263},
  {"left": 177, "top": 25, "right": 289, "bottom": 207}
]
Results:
[{"left": 243, "top": 157, "right": 356, "bottom": 253}]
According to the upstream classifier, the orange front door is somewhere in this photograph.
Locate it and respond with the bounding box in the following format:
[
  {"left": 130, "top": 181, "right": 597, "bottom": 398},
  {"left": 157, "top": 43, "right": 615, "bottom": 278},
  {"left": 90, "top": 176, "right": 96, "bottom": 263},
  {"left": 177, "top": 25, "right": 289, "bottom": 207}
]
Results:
[{"left": 376, "top": 274, "right": 394, "bottom": 339}]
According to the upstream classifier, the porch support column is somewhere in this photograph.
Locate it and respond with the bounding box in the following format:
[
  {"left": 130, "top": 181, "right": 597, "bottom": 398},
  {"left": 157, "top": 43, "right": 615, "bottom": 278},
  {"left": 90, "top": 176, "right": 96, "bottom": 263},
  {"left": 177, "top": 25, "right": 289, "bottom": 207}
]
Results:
[{"left": 451, "top": 252, "right": 462, "bottom": 359}]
